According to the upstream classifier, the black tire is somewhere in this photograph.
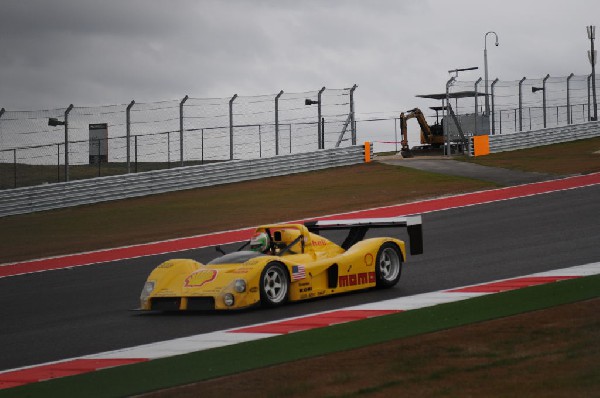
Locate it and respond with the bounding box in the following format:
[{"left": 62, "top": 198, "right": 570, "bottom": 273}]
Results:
[
  {"left": 375, "top": 242, "right": 403, "bottom": 288},
  {"left": 260, "top": 262, "right": 289, "bottom": 307}
]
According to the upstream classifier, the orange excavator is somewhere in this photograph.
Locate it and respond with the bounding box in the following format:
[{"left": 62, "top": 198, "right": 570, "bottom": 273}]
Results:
[{"left": 399, "top": 108, "right": 444, "bottom": 157}]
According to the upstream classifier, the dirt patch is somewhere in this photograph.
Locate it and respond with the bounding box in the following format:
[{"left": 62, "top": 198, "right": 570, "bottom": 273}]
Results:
[{"left": 143, "top": 298, "right": 599, "bottom": 397}]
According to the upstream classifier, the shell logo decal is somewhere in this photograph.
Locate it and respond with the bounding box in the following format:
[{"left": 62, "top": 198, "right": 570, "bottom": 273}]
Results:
[{"left": 184, "top": 269, "right": 218, "bottom": 287}]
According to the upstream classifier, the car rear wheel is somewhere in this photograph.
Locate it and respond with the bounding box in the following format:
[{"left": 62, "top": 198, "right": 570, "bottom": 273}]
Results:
[
  {"left": 260, "top": 262, "right": 289, "bottom": 307},
  {"left": 375, "top": 243, "right": 402, "bottom": 288}
]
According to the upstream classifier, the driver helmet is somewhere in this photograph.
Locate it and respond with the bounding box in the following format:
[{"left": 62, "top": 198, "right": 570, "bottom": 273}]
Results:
[{"left": 250, "top": 232, "right": 270, "bottom": 253}]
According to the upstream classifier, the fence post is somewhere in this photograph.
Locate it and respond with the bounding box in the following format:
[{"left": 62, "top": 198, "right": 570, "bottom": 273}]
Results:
[
  {"left": 444, "top": 77, "right": 455, "bottom": 155},
  {"left": 350, "top": 84, "right": 358, "bottom": 145},
  {"left": 13, "top": 148, "right": 17, "bottom": 188},
  {"left": 229, "top": 94, "right": 237, "bottom": 160},
  {"left": 126, "top": 100, "right": 135, "bottom": 173},
  {"left": 542, "top": 74, "right": 549, "bottom": 128},
  {"left": 64, "top": 104, "right": 74, "bottom": 182},
  {"left": 179, "top": 95, "right": 188, "bottom": 167},
  {"left": 0, "top": 108, "right": 4, "bottom": 152},
  {"left": 57, "top": 143, "right": 60, "bottom": 182},
  {"left": 567, "top": 73, "right": 574, "bottom": 124},
  {"left": 275, "top": 90, "right": 283, "bottom": 155},
  {"left": 491, "top": 79, "right": 498, "bottom": 135},
  {"left": 474, "top": 78, "right": 482, "bottom": 136},
  {"left": 518, "top": 77, "right": 526, "bottom": 131},
  {"left": 588, "top": 74, "right": 592, "bottom": 121},
  {"left": 318, "top": 87, "right": 325, "bottom": 149}
]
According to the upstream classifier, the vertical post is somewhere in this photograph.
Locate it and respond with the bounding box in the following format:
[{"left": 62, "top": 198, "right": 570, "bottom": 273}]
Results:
[
  {"left": 491, "top": 79, "right": 498, "bottom": 135},
  {"left": 167, "top": 132, "right": 171, "bottom": 168},
  {"left": 567, "top": 73, "right": 574, "bottom": 124},
  {"left": 229, "top": 94, "right": 237, "bottom": 160},
  {"left": 135, "top": 135, "right": 138, "bottom": 173},
  {"left": 201, "top": 128, "right": 204, "bottom": 165},
  {"left": 258, "top": 125, "right": 262, "bottom": 158},
  {"left": 64, "top": 104, "right": 74, "bottom": 182},
  {"left": 97, "top": 138, "right": 101, "bottom": 177},
  {"left": 317, "top": 87, "right": 325, "bottom": 149},
  {"left": 542, "top": 74, "right": 550, "bottom": 128},
  {"left": 179, "top": 95, "right": 188, "bottom": 167},
  {"left": 275, "top": 90, "right": 283, "bottom": 155},
  {"left": 588, "top": 26, "right": 598, "bottom": 121},
  {"left": 13, "top": 148, "right": 17, "bottom": 188},
  {"left": 289, "top": 124, "right": 292, "bottom": 153},
  {"left": 444, "top": 77, "right": 455, "bottom": 156},
  {"left": 588, "top": 74, "right": 592, "bottom": 121},
  {"left": 518, "top": 77, "right": 526, "bottom": 131},
  {"left": 57, "top": 143, "right": 60, "bottom": 182},
  {"left": 126, "top": 100, "right": 135, "bottom": 173},
  {"left": 474, "top": 78, "right": 482, "bottom": 135},
  {"left": 0, "top": 108, "right": 4, "bottom": 152},
  {"left": 349, "top": 84, "right": 358, "bottom": 145}
]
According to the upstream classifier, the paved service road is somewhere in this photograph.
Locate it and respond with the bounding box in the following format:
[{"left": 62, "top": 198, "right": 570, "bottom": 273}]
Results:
[
  {"left": 1, "top": 184, "right": 599, "bottom": 371},
  {"left": 377, "top": 157, "right": 554, "bottom": 186}
]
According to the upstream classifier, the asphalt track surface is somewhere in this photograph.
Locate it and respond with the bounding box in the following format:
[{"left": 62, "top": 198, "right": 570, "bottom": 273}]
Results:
[{"left": 1, "top": 184, "right": 599, "bottom": 372}]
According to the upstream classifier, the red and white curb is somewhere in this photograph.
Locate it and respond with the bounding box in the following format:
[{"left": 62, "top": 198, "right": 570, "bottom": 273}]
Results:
[
  {"left": 1, "top": 261, "right": 598, "bottom": 390},
  {"left": 2, "top": 172, "right": 600, "bottom": 279}
]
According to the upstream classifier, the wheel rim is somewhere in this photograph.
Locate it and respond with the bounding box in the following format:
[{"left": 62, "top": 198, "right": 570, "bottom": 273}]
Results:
[
  {"left": 263, "top": 266, "right": 287, "bottom": 303},
  {"left": 379, "top": 247, "right": 400, "bottom": 282}
]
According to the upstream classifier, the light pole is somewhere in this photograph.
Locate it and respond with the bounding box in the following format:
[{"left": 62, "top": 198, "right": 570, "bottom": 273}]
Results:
[
  {"left": 484, "top": 31, "right": 499, "bottom": 116},
  {"left": 587, "top": 25, "right": 597, "bottom": 121}
]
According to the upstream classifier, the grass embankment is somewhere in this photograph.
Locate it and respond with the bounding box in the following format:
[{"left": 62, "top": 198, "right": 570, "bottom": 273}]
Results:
[{"left": 458, "top": 136, "right": 600, "bottom": 175}]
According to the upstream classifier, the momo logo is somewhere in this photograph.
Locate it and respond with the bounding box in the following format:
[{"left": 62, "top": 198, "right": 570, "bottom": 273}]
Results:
[
  {"left": 184, "top": 269, "right": 218, "bottom": 287},
  {"left": 339, "top": 272, "right": 376, "bottom": 287}
]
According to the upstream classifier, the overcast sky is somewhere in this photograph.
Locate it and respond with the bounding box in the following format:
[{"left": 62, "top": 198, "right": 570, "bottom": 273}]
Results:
[{"left": 1, "top": 0, "right": 599, "bottom": 118}]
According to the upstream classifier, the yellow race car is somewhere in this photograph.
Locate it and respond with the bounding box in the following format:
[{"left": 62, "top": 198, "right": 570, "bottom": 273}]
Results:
[{"left": 139, "top": 216, "right": 423, "bottom": 311}]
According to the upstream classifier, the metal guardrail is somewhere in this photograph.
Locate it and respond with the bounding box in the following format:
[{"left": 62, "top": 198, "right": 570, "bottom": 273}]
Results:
[
  {"left": 488, "top": 121, "right": 600, "bottom": 153},
  {"left": 0, "top": 145, "right": 370, "bottom": 218}
]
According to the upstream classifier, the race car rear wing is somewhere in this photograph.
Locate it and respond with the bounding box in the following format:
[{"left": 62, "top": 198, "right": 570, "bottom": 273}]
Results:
[{"left": 304, "top": 215, "right": 423, "bottom": 255}]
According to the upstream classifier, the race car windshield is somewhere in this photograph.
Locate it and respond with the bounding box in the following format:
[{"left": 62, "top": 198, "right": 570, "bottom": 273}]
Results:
[{"left": 207, "top": 251, "right": 263, "bottom": 265}]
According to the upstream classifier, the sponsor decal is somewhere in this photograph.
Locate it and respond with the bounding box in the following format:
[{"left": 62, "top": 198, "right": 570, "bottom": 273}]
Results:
[
  {"left": 364, "top": 253, "right": 374, "bottom": 267},
  {"left": 339, "top": 272, "right": 376, "bottom": 287},
  {"left": 292, "top": 265, "right": 306, "bottom": 281},
  {"left": 299, "top": 286, "right": 312, "bottom": 293},
  {"left": 227, "top": 267, "right": 252, "bottom": 274},
  {"left": 249, "top": 287, "right": 258, "bottom": 293},
  {"left": 184, "top": 269, "right": 218, "bottom": 288},
  {"left": 311, "top": 239, "right": 327, "bottom": 247}
]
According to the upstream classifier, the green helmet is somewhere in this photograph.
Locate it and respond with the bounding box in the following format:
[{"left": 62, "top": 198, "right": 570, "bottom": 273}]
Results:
[{"left": 250, "top": 232, "right": 270, "bottom": 253}]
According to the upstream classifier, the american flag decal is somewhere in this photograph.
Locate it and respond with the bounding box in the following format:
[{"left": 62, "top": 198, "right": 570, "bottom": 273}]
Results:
[{"left": 292, "top": 265, "right": 306, "bottom": 281}]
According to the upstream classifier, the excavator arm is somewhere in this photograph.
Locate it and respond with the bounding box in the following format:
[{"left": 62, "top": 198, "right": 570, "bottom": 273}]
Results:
[{"left": 399, "top": 107, "right": 434, "bottom": 157}]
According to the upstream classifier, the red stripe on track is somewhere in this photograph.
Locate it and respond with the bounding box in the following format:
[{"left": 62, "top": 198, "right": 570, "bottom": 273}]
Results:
[
  {"left": 2, "top": 172, "right": 599, "bottom": 278},
  {"left": 231, "top": 309, "right": 401, "bottom": 334},
  {"left": 0, "top": 358, "right": 148, "bottom": 390},
  {"left": 447, "top": 276, "right": 580, "bottom": 293}
]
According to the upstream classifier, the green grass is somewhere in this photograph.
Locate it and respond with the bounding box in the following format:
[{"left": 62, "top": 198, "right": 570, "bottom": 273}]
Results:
[{"left": 2, "top": 274, "right": 597, "bottom": 398}]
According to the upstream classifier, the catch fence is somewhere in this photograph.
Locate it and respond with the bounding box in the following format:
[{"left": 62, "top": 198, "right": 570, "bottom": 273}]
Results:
[{"left": 0, "top": 86, "right": 358, "bottom": 189}]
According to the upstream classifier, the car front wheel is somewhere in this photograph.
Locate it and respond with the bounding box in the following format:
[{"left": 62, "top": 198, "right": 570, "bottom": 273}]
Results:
[{"left": 260, "top": 262, "right": 289, "bottom": 307}]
